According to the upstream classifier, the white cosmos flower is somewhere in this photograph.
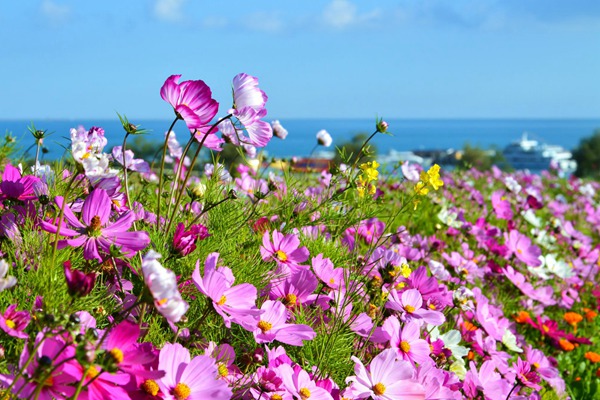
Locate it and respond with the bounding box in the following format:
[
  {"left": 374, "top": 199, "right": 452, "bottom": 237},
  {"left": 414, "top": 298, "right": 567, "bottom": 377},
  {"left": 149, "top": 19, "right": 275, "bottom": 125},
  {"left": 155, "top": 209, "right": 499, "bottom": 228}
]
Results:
[
  {"left": 316, "top": 129, "right": 332, "bottom": 147},
  {"left": 504, "top": 176, "right": 522, "bottom": 193},
  {"left": 0, "top": 259, "right": 17, "bottom": 292},
  {"left": 502, "top": 330, "right": 523, "bottom": 353},
  {"left": 544, "top": 254, "right": 572, "bottom": 279},
  {"left": 142, "top": 250, "right": 188, "bottom": 323}
]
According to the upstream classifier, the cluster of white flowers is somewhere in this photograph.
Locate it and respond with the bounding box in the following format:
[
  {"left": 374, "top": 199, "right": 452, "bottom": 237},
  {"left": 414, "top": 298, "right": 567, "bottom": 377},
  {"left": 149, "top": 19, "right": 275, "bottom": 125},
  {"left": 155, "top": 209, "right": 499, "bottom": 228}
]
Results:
[
  {"left": 70, "top": 126, "right": 118, "bottom": 180},
  {"left": 142, "top": 250, "right": 188, "bottom": 323}
]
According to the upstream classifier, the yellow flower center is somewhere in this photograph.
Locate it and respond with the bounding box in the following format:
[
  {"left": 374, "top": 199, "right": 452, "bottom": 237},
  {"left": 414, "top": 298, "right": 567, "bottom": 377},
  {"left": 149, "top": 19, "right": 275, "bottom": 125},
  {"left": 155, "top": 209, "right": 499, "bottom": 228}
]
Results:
[
  {"left": 111, "top": 199, "right": 121, "bottom": 208},
  {"left": 373, "top": 382, "right": 386, "bottom": 395},
  {"left": 218, "top": 363, "right": 229, "bottom": 378},
  {"left": 329, "top": 278, "right": 335, "bottom": 284},
  {"left": 86, "top": 366, "right": 100, "bottom": 380},
  {"left": 532, "top": 362, "right": 540, "bottom": 370},
  {"left": 141, "top": 380, "right": 160, "bottom": 396},
  {"left": 275, "top": 250, "right": 288, "bottom": 262},
  {"left": 258, "top": 320, "right": 272, "bottom": 333},
  {"left": 5, "top": 319, "right": 15, "bottom": 329},
  {"left": 299, "top": 387, "right": 311, "bottom": 399},
  {"left": 517, "top": 248, "right": 523, "bottom": 255},
  {"left": 157, "top": 298, "right": 168, "bottom": 306},
  {"left": 400, "top": 341, "right": 411, "bottom": 353},
  {"left": 44, "top": 376, "right": 54, "bottom": 387},
  {"left": 270, "top": 395, "right": 283, "bottom": 400},
  {"left": 217, "top": 295, "right": 227, "bottom": 306},
  {"left": 404, "top": 305, "right": 415, "bottom": 313},
  {"left": 284, "top": 293, "right": 297, "bottom": 306},
  {"left": 110, "top": 348, "right": 124, "bottom": 364},
  {"left": 173, "top": 382, "right": 191, "bottom": 400},
  {"left": 429, "top": 303, "right": 437, "bottom": 310}
]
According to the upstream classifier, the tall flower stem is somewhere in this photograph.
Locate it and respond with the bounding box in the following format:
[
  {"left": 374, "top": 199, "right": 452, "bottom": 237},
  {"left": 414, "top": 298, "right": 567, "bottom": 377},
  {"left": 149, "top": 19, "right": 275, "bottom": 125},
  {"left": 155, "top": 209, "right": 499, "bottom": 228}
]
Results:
[
  {"left": 166, "top": 130, "right": 196, "bottom": 220},
  {"left": 350, "top": 129, "right": 378, "bottom": 171},
  {"left": 156, "top": 117, "right": 180, "bottom": 227},
  {"left": 50, "top": 172, "right": 81, "bottom": 268},
  {"left": 120, "top": 132, "right": 132, "bottom": 209},
  {"left": 164, "top": 115, "right": 232, "bottom": 235},
  {"left": 309, "top": 144, "right": 319, "bottom": 156}
]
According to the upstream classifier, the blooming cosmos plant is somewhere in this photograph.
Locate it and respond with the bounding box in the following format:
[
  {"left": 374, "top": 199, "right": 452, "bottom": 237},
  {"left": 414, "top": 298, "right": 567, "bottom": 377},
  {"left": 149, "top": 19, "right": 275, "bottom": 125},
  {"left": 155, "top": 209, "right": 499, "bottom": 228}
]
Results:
[{"left": 41, "top": 188, "right": 150, "bottom": 262}]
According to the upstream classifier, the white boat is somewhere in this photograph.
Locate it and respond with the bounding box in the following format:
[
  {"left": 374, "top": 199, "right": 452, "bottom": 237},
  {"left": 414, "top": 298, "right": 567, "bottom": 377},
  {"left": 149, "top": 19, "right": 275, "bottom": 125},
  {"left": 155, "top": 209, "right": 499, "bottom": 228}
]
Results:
[{"left": 503, "top": 133, "right": 577, "bottom": 175}]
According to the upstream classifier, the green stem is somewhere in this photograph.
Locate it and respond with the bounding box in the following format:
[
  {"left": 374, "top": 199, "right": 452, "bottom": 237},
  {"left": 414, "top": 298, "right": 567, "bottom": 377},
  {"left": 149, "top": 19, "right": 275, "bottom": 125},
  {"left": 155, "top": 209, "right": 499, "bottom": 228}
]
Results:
[
  {"left": 156, "top": 117, "right": 180, "bottom": 227},
  {"left": 164, "top": 115, "right": 232, "bottom": 235},
  {"left": 50, "top": 171, "right": 81, "bottom": 268},
  {"left": 166, "top": 131, "right": 196, "bottom": 220}
]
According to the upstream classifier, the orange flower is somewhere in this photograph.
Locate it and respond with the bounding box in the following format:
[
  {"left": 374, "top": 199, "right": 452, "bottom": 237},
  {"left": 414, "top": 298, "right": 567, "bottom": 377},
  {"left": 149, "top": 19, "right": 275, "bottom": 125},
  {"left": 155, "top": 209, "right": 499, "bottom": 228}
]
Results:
[
  {"left": 559, "top": 339, "right": 575, "bottom": 352},
  {"left": 564, "top": 312, "right": 583, "bottom": 327},
  {"left": 463, "top": 321, "right": 478, "bottom": 332},
  {"left": 583, "top": 308, "right": 597, "bottom": 322},
  {"left": 585, "top": 352, "right": 600, "bottom": 363},
  {"left": 467, "top": 351, "right": 475, "bottom": 361},
  {"left": 514, "top": 311, "right": 531, "bottom": 324}
]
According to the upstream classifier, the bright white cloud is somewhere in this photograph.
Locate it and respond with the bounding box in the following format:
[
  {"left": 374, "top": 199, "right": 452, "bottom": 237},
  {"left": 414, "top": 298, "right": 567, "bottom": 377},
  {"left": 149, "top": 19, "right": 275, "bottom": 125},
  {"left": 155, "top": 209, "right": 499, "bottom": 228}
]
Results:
[
  {"left": 41, "top": 0, "right": 71, "bottom": 25},
  {"left": 322, "top": 0, "right": 380, "bottom": 29},
  {"left": 154, "top": 0, "right": 187, "bottom": 23}
]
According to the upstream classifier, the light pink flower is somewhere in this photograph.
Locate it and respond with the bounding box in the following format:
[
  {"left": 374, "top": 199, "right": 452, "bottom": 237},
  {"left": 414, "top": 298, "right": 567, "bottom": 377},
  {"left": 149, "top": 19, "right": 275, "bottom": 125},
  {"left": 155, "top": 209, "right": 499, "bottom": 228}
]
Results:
[{"left": 253, "top": 300, "right": 316, "bottom": 346}]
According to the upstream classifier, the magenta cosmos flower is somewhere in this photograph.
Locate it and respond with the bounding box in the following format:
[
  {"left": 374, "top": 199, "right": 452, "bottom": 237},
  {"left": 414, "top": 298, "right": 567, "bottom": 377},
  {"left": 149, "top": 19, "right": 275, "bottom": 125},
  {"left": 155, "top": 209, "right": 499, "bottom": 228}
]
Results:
[
  {"left": 40, "top": 188, "right": 150, "bottom": 262},
  {"left": 157, "top": 343, "right": 232, "bottom": 400},
  {"left": 0, "top": 163, "right": 40, "bottom": 202},
  {"left": 160, "top": 74, "right": 219, "bottom": 133},
  {"left": 346, "top": 348, "right": 425, "bottom": 400},
  {"left": 278, "top": 363, "right": 333, "bottom": 400}
]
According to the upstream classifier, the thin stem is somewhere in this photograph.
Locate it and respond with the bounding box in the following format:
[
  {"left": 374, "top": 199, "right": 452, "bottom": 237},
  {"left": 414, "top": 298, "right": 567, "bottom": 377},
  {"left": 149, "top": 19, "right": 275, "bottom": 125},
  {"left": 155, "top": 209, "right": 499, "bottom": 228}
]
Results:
[
  {"left": 166, "top": 131, "right": 196, "bottom": 220},
  {"left": 156, "top": 117, "right": 180, "bottom": 227},
  {"left": 505, "top": 383, "right": 519, "bottom": 400},
  {"left": 164, "top": 115, "right": 232, "bottom": 235},
  {"left": 50, "top": 172, "right": 81, "bottom": 267},
  {"left": 120, "top": 132, "right": 132, "bottom": 209},
  {"left": 350, "top": 129, "right": 378, "bottom": 171},
  {"left": 309, "top": 144, "right": 319, "bottom": 156},
  {"left": 34, "top": 140, "right": 41, "bottom": 175},
  {"left": 185, "top": 193, "right": 233, "bottom": 230}
]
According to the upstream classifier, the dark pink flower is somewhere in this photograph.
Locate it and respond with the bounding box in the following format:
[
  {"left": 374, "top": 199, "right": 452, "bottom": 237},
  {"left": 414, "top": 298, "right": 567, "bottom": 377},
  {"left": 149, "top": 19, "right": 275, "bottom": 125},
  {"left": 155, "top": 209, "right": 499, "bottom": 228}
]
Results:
[
  {"left": 0, "top": 304, "right": 30, "bottom": 339},
  {"left": 64, "top": 261, "right": 96, "bottom": 297},
  {"left": 172, "top": 222, "right": 209, "bottom": 256},
  {"left": 0, "top": 163, "right": 40, "bottom": 202},
  {"left": 514, "top": 357, "right": 542, "bottom": 390},
  {"left": 160, "top": 74, "right": 219, "bottom": 134}
]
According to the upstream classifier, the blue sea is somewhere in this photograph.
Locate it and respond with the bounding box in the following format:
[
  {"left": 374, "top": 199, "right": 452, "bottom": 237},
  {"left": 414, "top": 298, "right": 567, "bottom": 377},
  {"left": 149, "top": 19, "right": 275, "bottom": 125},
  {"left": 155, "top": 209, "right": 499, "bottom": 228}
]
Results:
[{"left": 0, "top": 118, "right": 598, "bottom": 160}]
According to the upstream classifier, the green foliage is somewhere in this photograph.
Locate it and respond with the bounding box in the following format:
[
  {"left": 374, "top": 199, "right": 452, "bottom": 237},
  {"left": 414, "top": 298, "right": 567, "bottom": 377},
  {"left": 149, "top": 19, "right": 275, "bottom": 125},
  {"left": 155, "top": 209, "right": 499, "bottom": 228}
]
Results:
[
  {"left": 573, "top": 129, "right": 600, "bottom": 179},
  {"left": 456, "top": 143, "right": 505, "bottom": 171},
  {"left": 333, "top": 133, "right": 378, "bottom": 165}
]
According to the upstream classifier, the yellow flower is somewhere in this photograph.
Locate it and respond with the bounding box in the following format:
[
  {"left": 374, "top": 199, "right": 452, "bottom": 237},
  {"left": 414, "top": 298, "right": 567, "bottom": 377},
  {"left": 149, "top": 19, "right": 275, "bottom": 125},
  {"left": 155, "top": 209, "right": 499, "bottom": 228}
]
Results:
[
  {"left": 421, "top": 164, "right": 443, "bottom": 190},
  {"left": 414, "top": 181, "right": 429, "bottom": 196}
]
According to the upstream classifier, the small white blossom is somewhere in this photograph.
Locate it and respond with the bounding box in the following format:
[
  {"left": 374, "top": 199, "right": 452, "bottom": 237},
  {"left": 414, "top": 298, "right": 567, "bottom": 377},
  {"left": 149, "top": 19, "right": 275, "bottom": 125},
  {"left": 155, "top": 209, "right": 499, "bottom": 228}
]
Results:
[
  {"left": 316, "top": 129, "right": 332, "bottom": 147},
  {"left": 0, "top": 259, "right": 17, "bottom": 292}
]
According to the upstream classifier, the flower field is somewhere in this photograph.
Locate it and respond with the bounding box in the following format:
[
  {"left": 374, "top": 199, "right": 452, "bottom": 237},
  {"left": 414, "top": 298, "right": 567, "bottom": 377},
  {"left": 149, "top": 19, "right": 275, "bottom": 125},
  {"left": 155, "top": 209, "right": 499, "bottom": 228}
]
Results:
[{"left": 0, "top": 74, "right": 599, "bottom": 400}]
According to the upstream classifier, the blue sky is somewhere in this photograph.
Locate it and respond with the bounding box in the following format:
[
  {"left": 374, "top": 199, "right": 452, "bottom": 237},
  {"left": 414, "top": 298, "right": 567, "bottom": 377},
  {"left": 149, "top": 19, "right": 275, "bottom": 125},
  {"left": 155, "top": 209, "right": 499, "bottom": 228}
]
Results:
[{"left": 0, "top": 0, "right": 598, "bottom": 119}]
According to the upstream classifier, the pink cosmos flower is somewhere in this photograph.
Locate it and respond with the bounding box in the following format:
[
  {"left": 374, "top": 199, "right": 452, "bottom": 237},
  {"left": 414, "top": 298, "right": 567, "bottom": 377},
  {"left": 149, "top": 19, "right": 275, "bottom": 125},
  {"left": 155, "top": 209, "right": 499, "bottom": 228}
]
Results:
[
  {"left": 383, "top": 317, "right": 430, "bottom": 365},
  {"left": 160, "top": 74, "right": 219, "bottom": 133},
  {"left": 112, "top": 146, "right": 151, "bottom": 173},
  {"left": 220, "top": 73, "right": 273, "bottom": 148},
  {"left": 491, "top": 191, "right": 513, "bottom": 220},
  {"left": 278, "top": 363, "right": 333, "bottom": 400},
  {"left": 192, "top": 252, "right": 262, "bottom": 329},
  {"left": 345, "top": 348, "right": 425, "bottom": 399},
  {"left": 102, "top": 321, "right": 160, "bottom": 379},
  {"left": 0, "top": 163, "right": 40, "bottom": 202},
  {"left": 40, "top": 188, "right": 150, "bottom": 262},
  {"left": 66, "top": 363, "right": 131, "bottom": 400},
  {"left": 385, "top": 288, "right": 445, "bottom": 326},
  {"left": 0, "top": 333, "right": 79, "bottom": 399},
  {"left": 0, "top": 304, "right": 30, "bottom": 339},
  {"left": 504, "top": 230, "right": 542, "bottom": 267},
  {"left": 64, "top": 261, "right": 96, "bottom": 297},
  {"left": 253, "top": 300, "right": 316, "bottom": 346},
  {"left": 269, "top": 268, "right": 318, "bottom": 307},
  {"left": 261, "top": 230, "right": 310, "bottom": 272},
  {"left": 157, "top": 343, "right": 232, "bottom": 400},
  {"left": 514, "top": 357, "right": 542, "bottom": 391},
  {"left": 311, "top": 253, "right": 345, "bottom": 289}
]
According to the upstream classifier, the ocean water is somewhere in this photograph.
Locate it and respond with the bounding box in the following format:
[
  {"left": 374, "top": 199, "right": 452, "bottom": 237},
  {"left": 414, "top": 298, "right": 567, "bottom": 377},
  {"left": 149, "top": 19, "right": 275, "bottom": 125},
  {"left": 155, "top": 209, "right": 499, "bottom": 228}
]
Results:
[{"left": 1, "top": 118, "right": 598, "bottom": 160}]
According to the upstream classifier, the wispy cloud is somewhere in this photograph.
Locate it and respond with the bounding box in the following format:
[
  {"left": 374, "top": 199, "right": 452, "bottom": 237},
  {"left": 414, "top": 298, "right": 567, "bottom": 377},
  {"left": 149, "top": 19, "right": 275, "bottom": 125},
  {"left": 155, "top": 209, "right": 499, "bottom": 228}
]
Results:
[
  {"left": 322, "top": 0, "right": 380, "bottom": 29},
  {"left": 40, "top": 0, "right": 71, "bottom": 26},
  {"left": 243, "top": 11, "right": 284, "bottom": 34},
  {"left": 154, "top": 0, "right": 187, "bottom": 23}
]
